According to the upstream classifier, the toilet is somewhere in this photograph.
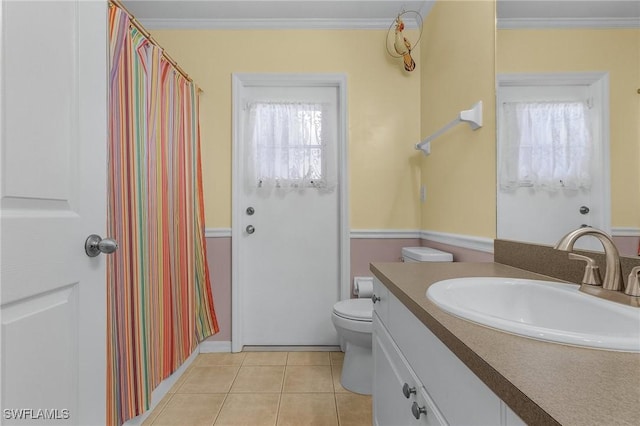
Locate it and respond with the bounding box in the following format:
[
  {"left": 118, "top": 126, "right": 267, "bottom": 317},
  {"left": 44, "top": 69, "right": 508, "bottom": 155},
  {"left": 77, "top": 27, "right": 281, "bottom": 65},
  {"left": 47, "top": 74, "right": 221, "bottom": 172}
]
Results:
[
  {"left": 401, "top": 246, "right": 454, "bottom": 263},
  {"left": 331, "top": 246, "right": 453, "bottom": 395}
]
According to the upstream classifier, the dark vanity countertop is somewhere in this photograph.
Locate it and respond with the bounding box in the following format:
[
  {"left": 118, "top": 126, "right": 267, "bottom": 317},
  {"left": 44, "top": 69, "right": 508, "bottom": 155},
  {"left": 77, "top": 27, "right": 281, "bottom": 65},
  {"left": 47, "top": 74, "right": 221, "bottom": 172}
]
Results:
[{"left": 370, "top": 261, "right": 640, "bottom": 426}]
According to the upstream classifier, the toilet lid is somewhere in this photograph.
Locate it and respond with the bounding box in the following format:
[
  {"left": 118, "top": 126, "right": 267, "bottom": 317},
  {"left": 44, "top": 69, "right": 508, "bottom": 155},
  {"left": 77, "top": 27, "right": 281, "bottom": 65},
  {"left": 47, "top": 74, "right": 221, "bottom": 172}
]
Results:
[{"left": 333, "top": 299, "right": 373, "bottom": 321}]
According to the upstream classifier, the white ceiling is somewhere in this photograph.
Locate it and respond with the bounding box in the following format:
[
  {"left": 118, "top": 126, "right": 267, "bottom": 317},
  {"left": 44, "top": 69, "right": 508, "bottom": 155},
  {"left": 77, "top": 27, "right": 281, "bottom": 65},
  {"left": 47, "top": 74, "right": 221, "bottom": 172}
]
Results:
[{"left": 121, "top": 0, "right": 640, "bottom": 29}]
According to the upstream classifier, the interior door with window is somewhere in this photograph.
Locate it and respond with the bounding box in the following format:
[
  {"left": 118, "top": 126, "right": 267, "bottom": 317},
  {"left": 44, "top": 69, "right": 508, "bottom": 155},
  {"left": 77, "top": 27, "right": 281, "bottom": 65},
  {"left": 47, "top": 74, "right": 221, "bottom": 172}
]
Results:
[
  {"left": 234, "top": 79, "right": 342, "bottom": 348},
  {"left": 1, "top": 1, "right": 107, "bottom": 423},
  {"left": 497, "top": 79, "right": 609, "bottom": 251}
]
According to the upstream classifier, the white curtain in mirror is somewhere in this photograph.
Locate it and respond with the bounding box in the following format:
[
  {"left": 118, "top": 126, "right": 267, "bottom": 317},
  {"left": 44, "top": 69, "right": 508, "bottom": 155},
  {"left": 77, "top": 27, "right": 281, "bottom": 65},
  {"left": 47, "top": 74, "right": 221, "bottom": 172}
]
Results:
[
  {"left": 245, "top": 101, "right": 336, "bottom": 192},
  {"left": 500, "top": 101, "right": 592, "bottom": 191}
]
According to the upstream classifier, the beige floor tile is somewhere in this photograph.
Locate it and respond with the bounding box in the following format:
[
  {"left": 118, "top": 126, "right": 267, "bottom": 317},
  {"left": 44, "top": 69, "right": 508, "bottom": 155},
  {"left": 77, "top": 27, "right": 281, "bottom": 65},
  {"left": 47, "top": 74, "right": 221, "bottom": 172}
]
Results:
[
  {"left": 329, "top": 351, "right": 344, "bottom": 365},
  {"left": 230, "top": 366, "right": 285, "bottom": 393},
  {"left": 151, "top": 393, "right": 225, "bottom": 426},
  {"left": 283, "top": 365, "right": 333, "bottom": 393},
  {"left": 331, "top": 363, "right": 349, "bottom": 393},
  {"left": 195, "top": 352, "right": 246, "bottom": 366},
  {"left": 335, "top": 393, "right": 373, "bottom": 426},
  {"left": 144, "top": 351, "right": 371, "bottom": 426},
  {"left": 214, "top": 393, "right": 279, "bottom": 426},
  {"left": 277, "top": 393, "right": 338, "bottom": 426},
  {"left": 177, "top": 366, "right": 239, "bottom": 393},
  {"left": 286, "top": 351, "right": 330, "bottom": 366},
  {"left": 243, "top": 351, "right": 288, "bottom": 366}
]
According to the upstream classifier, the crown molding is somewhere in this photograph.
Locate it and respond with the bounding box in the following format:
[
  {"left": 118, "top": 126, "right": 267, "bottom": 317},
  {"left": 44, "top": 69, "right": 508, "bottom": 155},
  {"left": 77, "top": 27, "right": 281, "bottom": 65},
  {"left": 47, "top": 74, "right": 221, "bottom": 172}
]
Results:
[
  {"left": 138, "top": 16, "right": 422, "bottom": 30},
  {"left": 419, "top": 0, "right": 435, "bottom": 22},
  {"left": 498, "top": 17, "right": 640, "bottom": 30}
]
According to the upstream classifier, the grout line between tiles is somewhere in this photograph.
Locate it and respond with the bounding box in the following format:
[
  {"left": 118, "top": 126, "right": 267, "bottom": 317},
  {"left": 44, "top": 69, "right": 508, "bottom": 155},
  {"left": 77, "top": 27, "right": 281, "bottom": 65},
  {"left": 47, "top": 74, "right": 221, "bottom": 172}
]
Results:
[
  {"left": 274, "top": 392, "right": 282, "bottom": 426},
  {"left": 210, "top": 393, "right": 228, "bottom": 426},
  {"left": 273, "top": 353, "right": 288, "bottom": 426}
]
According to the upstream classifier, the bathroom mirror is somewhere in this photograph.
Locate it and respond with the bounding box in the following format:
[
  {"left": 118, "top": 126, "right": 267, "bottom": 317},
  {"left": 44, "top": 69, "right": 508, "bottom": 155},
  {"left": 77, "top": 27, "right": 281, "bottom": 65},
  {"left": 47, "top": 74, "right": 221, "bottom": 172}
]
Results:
[{"left": 494, "top": 0, "right": 640, "bottom": 254}]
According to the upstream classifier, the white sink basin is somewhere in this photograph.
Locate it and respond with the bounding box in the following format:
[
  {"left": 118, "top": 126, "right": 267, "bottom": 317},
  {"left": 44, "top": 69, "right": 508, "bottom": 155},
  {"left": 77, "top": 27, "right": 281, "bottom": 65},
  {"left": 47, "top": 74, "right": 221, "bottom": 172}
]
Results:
[{"left": 427, "top": 277, "right": 640, "bottom": 352}]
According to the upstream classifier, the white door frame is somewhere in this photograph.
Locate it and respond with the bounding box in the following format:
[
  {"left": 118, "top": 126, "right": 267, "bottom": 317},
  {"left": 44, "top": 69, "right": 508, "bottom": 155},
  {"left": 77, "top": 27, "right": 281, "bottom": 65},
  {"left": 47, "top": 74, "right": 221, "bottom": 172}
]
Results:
[
  {"left": 231, "top": 73, "right": 349, "bottom": 352},
  {"left": 496, "top": 71, "right": 612, "bottom": 238}
]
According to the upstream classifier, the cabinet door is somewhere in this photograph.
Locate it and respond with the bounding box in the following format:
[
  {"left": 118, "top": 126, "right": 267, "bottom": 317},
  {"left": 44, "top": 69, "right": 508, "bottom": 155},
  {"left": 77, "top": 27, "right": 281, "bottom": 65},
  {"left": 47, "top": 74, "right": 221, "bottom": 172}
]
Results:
[
  {"left": 373, "top": 325, "right": 416, "bottom": 425},
  {"left": 388, "top": 293, "right": 502, "bottom": 425},
  {"left": 373, "top": 314, "right": 447, "bottom": 426}
]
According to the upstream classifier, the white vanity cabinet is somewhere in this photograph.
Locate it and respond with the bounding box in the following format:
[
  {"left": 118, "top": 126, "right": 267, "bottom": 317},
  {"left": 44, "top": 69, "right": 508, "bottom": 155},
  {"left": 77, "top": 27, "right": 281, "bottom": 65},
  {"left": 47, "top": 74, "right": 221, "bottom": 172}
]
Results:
[
  {"left": 373, "top": 314, "right": 447, "bottom": 426},
  {"left": 373, "top": 277, "right": 526, "bottom": 426}
]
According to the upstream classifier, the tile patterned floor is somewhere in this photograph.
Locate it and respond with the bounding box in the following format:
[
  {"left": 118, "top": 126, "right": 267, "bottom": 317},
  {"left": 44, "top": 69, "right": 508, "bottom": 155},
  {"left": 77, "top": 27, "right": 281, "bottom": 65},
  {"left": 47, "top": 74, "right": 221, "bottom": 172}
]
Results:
[{"left": 142, "top": 351, "right": 372, "bottom": 426}]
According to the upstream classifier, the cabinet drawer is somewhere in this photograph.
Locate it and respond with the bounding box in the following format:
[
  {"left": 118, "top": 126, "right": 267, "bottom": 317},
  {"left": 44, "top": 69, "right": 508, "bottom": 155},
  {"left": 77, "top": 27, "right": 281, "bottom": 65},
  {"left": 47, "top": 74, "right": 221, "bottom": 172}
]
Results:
[
  {"left": 388, "top": 292, "right": 502, "bottom": 426},
  {"left": 373, "top": 314, "right": 447, "bottom": 426},
  {"left": 372, "top": 277, "right": 389, "bottom": 324}
]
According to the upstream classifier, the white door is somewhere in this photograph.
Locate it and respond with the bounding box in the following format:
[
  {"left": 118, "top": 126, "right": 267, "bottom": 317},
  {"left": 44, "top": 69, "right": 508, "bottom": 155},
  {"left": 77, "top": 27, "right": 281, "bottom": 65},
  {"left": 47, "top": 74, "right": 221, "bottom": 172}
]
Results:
[
  {"left": 1, "top": 1, "right": 107, "bottom": 424},
  {"left": 496, "top": 75, "right": 610, "bottom": 251},
  {"left": 233, "top": 76, "right": 347, "bottom": 348}
]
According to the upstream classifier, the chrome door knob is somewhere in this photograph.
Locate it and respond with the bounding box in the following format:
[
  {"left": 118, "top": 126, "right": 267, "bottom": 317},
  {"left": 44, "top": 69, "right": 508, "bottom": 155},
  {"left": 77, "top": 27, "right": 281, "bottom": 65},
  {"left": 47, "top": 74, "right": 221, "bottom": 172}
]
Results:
[
  {"left": 411, "top": 402, "right": 427, "bottom": 419},
  {"left": 402, "top": 383, "right": 416, "bottom": 398},
  {"left": 85, "top": 234, "right": 118, "bottom": 257},
  {"left": 246, "top": 225, "right": 255, "bottom": 234}
]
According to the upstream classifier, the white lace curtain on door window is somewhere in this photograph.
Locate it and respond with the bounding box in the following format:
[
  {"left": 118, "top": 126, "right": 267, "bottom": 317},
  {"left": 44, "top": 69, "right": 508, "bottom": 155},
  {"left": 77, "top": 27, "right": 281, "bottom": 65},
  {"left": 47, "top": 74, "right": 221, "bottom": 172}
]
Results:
[
  {"left": 245, "top": 102, "right": 336, "bottom": 192},
  {"left": 500, "top": 101, "right": 592, "bottom": 191}
]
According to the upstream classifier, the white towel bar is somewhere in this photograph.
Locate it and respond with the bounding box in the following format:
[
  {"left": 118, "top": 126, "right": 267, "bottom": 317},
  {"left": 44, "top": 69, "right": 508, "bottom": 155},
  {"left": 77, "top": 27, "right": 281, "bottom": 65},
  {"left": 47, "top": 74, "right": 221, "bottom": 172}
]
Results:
[{"left": 416, "top": 101, "right": 483, "bottom": 155}]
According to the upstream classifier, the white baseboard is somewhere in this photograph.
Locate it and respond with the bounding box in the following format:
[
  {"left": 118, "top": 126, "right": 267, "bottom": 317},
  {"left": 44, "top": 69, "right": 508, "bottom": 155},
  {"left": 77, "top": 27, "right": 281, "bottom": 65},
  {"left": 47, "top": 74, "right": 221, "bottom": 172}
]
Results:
[
  {"left": 122, "top": 348, "right": 199, "bottom": 426},
  {"left": 243, "top": 345, "right": 341, "bottom": 352},
  {"left": 199, "top": 340, "right": 232, "bottom": 353}
]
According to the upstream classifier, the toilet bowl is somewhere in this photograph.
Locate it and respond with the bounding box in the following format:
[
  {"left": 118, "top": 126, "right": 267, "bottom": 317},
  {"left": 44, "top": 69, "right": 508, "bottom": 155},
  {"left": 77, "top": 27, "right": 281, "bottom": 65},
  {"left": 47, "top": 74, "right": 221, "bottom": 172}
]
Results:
[
  {"left": 331, "top": 298, "right": 373, "bottom": 394},
  {"left": 331, "top": 247, "right": 453, "bottom": 396}
]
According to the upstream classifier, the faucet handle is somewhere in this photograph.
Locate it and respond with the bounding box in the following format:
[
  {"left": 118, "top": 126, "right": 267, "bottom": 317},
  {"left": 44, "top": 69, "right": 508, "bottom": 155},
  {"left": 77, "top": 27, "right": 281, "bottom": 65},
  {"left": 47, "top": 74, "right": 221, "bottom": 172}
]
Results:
[
  {"left": 624, "top": 266, "right": 640, "bottom": 297},
  {"left": 568, "top": 253, "right": 603, "bottom": 286}
]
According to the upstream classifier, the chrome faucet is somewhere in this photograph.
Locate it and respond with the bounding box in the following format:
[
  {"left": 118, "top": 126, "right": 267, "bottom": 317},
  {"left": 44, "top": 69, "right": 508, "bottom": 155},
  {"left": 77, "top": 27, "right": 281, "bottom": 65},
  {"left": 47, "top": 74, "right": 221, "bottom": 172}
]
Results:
[{"left": 554, "top": 227, "right": 624, "bottom": 292}]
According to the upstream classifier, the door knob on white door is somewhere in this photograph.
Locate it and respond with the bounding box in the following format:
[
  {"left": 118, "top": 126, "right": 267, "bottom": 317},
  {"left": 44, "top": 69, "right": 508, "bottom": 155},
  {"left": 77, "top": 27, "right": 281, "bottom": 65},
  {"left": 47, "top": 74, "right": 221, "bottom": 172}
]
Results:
[{"left": 85, "top": 234, "right": 118, "bottom": 257}]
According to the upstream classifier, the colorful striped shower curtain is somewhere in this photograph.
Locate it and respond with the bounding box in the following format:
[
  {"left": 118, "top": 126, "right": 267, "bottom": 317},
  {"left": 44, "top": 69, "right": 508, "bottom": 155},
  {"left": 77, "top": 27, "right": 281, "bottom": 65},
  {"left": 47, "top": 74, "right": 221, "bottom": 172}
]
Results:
[{"left": 107, "top": 5, "right": 218, "bottom": 425}]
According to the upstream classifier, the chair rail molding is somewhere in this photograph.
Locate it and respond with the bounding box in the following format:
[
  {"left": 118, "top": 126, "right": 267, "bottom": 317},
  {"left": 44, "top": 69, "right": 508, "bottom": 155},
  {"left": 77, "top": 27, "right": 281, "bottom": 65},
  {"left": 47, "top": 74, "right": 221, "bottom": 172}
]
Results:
[{"left": 420, "top": 230, "right": 495, "bottom": 254}]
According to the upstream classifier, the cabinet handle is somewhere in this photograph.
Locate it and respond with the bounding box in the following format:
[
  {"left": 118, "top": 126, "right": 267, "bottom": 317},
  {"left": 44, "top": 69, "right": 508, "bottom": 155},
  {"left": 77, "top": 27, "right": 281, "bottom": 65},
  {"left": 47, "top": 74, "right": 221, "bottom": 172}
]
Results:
[
  {"left": 402, "top": 383, "right": 416, "bottom": 398},
  {"left": 411, "top": 401, "right": 427, "bottom": 419},
  {"left": 371, "top": 294, "right": 381, "bottom": 303}
]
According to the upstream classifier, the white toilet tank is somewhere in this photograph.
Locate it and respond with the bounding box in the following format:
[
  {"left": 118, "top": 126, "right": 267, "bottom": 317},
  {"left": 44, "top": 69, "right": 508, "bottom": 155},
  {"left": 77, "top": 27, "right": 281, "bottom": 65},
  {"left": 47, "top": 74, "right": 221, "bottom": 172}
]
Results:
[{"left": 402, "top": 246, "right": 453, "bottom": 262}]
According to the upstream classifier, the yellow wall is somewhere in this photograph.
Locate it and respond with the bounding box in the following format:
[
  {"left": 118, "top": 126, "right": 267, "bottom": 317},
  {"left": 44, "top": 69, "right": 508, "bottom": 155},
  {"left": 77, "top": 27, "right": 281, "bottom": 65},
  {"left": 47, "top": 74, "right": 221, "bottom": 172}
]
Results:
[
  {"left": 151, "top": 29, "right": 423, "bottom": 229},
  {"left": 497, "top": 28, "right": 640, "bottom": 229},
  {"left": 152, "top": 5, "right": 636, "bottom": 240},
  {"left": 420, "top": 0, "right": 497, "bottom": 238}
]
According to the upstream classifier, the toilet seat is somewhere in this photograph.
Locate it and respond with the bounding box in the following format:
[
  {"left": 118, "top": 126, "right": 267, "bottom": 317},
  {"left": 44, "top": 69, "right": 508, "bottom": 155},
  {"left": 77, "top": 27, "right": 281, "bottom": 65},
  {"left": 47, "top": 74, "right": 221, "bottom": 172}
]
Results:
[{"left": 333, "top": 299, "right": 372, "bottom": 322}]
